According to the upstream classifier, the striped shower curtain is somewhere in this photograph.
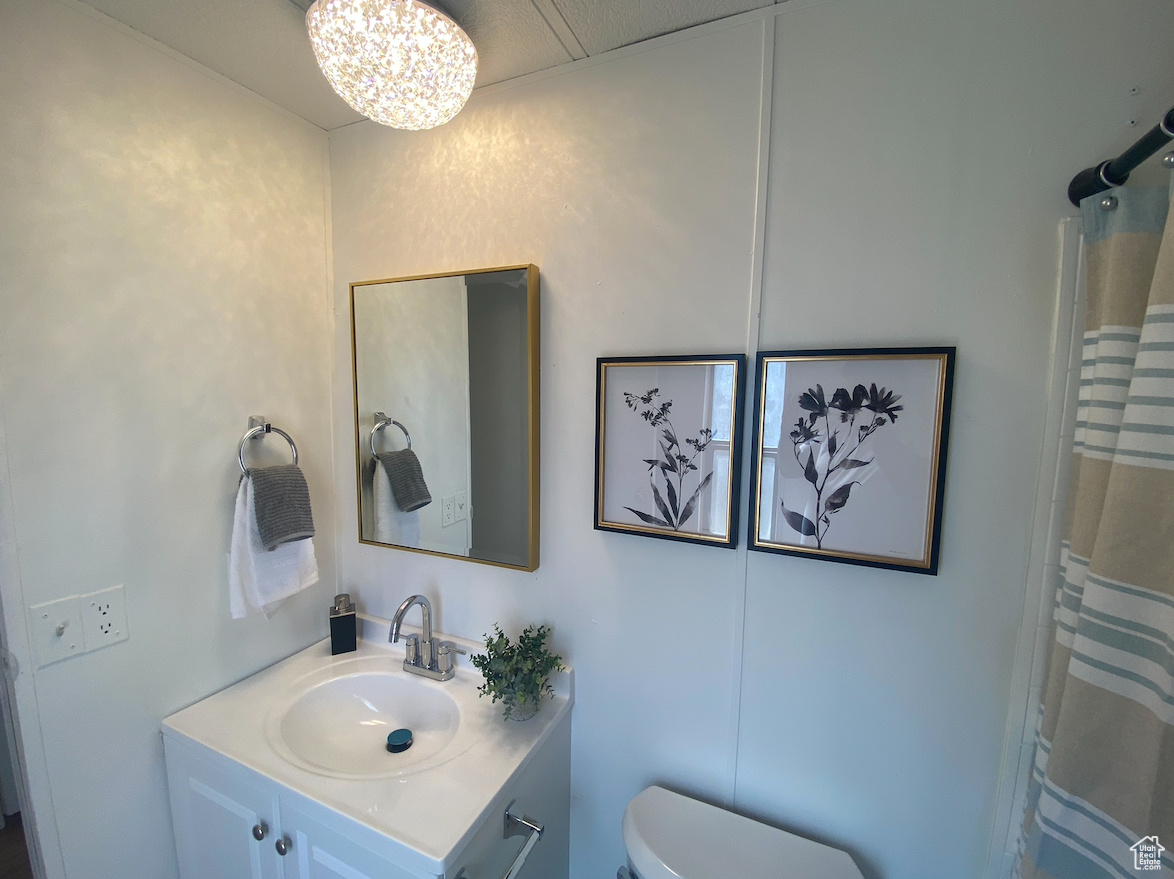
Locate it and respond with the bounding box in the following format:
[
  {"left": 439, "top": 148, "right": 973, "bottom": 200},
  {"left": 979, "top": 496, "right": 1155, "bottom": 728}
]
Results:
[{"left": 1016, "top": 179, "right": 1174, "bottom": 879}]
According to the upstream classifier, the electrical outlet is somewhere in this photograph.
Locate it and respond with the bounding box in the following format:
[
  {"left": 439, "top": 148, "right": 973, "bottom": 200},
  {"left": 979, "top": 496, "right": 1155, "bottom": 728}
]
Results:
[
  {"left": 454, "top": 491, "right": 467, "bottom": 522},
  {"left": 442, "top": 495, "right": 456, "bottom": 527},
  {"left": 81, "top": 585, "right": 129, "bottom": 650},
  {"left": 29, "top": 597, "right": 85, "bottom": 667}
]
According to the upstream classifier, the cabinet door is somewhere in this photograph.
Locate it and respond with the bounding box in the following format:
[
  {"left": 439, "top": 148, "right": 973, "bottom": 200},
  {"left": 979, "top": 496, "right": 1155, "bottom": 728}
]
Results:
[
  {"left": 165, "top": 741, "right": 283, "bottom": 879},
  {"left": 279, "top": 800, "right": 427, "bottom": 879}
]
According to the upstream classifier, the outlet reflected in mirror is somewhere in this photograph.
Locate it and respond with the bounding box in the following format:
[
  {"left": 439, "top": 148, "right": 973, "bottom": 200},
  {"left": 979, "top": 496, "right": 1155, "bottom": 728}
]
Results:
[{"left": 351, "top": 265, "right": 539, "bottom": 571}]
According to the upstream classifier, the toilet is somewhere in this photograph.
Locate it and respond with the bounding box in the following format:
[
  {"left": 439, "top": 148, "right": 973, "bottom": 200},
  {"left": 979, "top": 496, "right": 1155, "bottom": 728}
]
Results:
[{"left": 620, "top": 786, "right": 864, "bottom": 879}]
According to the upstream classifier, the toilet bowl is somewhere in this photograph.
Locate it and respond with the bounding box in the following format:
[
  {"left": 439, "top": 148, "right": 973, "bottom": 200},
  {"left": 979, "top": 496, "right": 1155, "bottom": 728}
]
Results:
[{"left": 619, "top": 786, "right": 864, "bottom": 879}]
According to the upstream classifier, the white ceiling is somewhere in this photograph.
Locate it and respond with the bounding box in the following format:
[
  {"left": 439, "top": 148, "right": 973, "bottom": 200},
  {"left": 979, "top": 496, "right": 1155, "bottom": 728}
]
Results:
[{"left": 75, "top": 0, "right": 781, "bottom": 130}]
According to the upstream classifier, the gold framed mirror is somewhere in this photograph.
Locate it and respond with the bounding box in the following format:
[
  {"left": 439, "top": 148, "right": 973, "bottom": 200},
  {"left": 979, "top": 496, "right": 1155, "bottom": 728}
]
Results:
[{"left": 351, "top": 265, "right": 539, "bottom": 571}]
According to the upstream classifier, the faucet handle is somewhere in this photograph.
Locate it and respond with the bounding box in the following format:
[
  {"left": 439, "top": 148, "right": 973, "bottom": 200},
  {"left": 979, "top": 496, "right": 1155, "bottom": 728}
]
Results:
[
  {"left": 436, "top": 641, "right": 466, "bottom": 674},
  {"left": 398, "top": 633, "right": 419, "bottom": 665}
]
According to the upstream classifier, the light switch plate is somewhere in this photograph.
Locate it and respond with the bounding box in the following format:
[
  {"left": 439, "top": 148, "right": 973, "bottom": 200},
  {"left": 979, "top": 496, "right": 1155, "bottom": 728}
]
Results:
[
  {"left": 29, "top": 597, "right": 85, "bottom": 667},
  {"left": 455, "top": 491, "right": 467, "bottom": 522}
]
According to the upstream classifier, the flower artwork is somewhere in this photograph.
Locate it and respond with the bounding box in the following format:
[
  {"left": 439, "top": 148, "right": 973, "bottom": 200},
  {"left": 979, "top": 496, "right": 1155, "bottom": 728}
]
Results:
[
  {"left": 750, "top": 348, "right": 955, "bottom": 574},
  {"left": 622, "top": 389, "right": 714, "bottom": 531},
  {"left": 595, "top": 356, "right": 745, "bottom": 548},
  {"left": 783, "top": 382, "right": 902, "bottom": 549}
]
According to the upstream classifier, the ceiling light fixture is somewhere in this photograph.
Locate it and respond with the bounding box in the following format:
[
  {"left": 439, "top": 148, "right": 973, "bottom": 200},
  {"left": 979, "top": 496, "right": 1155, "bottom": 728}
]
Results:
[{"left": 306, "top": 0, "right": 478, "bottom": 131}]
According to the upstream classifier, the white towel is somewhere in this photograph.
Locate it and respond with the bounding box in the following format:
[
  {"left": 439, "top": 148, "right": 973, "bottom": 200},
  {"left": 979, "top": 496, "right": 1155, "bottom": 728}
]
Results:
[
  {"left": 373, "top": 459, "right": 421, "bottom": 547},
  {"left": 229, "top": 477, "right": 319, "bottom": 619}
]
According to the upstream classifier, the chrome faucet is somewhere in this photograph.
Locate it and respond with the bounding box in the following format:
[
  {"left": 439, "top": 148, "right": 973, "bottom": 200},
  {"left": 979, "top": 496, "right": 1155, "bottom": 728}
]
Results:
[{"left": 389, "top": 594, "right": 465, "bottom": 681}]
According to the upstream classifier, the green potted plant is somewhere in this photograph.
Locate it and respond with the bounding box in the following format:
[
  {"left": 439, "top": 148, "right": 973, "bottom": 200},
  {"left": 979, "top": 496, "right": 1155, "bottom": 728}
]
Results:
[{"left": 471, "top": 624, "right": 564, "bottom": 721}]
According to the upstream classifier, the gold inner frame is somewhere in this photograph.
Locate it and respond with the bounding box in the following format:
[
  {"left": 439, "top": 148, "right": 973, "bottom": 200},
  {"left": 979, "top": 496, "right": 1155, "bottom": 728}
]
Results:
[
  {"left": 596, "top": 358, "right": 741, "bottom": 544},
  {"left": 350, "top": 264, "right": 540, "bottom": 572},
  {"left": 751, "top": 352, "right": 950, "bottom": 569}
]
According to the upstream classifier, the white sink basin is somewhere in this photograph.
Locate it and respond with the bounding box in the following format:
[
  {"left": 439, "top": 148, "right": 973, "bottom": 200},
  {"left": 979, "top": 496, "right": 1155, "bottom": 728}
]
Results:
[
  {"left": 163, "top": 632, "right": 573, "bottom": 875},
  {"left": 265, "top": 657, "right": 487, "bottom": 779}
]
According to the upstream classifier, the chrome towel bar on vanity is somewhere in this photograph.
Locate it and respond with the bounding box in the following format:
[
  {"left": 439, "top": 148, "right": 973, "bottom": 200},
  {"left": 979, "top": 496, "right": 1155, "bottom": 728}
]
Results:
[
  {"left": 453, "top": 801, "right": 544, "bottom": 879},
  {"left": 237, "top": 415, "right": 299, "bottom": 474}
]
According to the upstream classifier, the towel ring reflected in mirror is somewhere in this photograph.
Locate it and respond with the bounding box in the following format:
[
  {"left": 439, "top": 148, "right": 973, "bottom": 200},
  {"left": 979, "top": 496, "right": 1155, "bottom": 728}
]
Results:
[
  {"left": 351, "top": 263, "right": 540, "bottom": 572},
  {"left": 370, "top": 415, "right": 412, "bottom": 456},
  {"left": 238, "top": 423, "right": 298, "bottom": 474}
]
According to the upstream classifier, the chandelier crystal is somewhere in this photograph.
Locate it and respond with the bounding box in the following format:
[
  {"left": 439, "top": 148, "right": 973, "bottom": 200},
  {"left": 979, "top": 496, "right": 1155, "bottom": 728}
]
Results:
[{"left": 306, "top": 0, "right": 478, "bottom": 131}]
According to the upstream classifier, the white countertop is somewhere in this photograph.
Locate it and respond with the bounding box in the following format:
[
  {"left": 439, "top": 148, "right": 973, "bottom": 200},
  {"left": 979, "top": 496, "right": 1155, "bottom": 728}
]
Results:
[{"left": 162, "top": 616, "right": 573, "bottom": 876}]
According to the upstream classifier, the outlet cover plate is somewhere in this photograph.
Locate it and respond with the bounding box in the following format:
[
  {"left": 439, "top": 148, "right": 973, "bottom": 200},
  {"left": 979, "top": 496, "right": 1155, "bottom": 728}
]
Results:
[
  {"left": 81, "top": 585, "right": 129, "bottom": 650},
  {"left": 29, "top": 597, "right": 85, "bottom": 667},
  {"left": 442, "top": 495, "right": 456, "bottom": 527}
]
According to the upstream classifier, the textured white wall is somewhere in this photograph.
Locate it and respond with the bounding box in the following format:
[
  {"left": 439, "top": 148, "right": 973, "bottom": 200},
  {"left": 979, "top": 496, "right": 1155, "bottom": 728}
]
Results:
[
  {"left": 1, "top": 0, "right": 1171, "bottom": 877},
  {"left": 741, "top": 3, "right": 1174, "bottom": 878},
  {"left": 329, "top": 17, "right": 769, "bottom": 877},
  {"left": 0, "top": 2, "right": 336, "bottom": 877},
  {"left": 329, "top": 4, "right": 1174, "bottom": 879}
]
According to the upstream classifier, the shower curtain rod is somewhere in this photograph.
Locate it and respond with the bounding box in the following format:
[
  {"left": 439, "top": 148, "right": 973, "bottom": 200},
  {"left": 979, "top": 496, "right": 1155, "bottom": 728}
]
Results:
[{"left": 1068, "top": 105, "right": 1174, "bottom": 206}]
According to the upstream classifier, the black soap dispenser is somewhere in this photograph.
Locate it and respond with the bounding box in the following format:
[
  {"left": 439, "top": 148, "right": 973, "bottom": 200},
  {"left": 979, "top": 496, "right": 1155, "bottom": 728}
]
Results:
[{"left": 329, "top": 593, "right": 357, "bottom": 655}]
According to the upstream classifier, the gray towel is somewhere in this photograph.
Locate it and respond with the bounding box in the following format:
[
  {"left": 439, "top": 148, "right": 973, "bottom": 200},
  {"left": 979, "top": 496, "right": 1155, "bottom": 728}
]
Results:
[
  {"left": 377, "top": 450, "right": 432, "bottom": 512},
  {"left": 248, "top": 464, "right": 315, "bottom": 551}
]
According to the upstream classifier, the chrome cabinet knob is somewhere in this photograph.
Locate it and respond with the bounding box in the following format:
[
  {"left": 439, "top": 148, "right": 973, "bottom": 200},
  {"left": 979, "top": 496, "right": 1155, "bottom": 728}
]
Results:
[
  {"left": 275, "top": 836, "right": 292, "bottom": 856},
  {"left": 251, "top": 822, "right": 268, "bottom": 841}
]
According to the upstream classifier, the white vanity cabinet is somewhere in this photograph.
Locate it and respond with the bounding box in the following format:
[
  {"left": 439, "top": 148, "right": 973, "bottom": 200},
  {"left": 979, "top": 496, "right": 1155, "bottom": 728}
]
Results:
[
  {"left": 277, "top": 799, "right": 417, "bottom": 879},
  {"left": 165, "top": 738, "right": 284, "bottom": 879},
  {"left": 166, "top": 735, "right": 421, "bottom": 878},
  {"left": 162, "top": 636, "right": 572, "bottom": 879},
  {"left": 165, "top": 717, "right": 570, "bottom": 879}
]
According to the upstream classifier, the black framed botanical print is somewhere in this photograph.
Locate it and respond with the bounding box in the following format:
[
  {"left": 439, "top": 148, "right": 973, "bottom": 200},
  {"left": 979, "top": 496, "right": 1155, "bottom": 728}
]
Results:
[
  {"left": 595, "top": 355, "right": 745, "bottom": 548},
  {"left": 749, "top": 347, "right": 955, "bottom": 574}
]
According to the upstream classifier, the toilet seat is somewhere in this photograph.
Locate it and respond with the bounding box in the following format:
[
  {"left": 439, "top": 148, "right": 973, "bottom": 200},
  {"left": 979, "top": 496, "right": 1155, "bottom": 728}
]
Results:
[{"left": 622, "top": 786, "right": 864, "bottom": 879}]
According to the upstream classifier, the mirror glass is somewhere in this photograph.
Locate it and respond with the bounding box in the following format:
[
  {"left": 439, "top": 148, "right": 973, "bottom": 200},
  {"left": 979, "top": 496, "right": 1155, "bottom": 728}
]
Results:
[{"left": 351, "top": 265, "right": 539, "bottom": 570}]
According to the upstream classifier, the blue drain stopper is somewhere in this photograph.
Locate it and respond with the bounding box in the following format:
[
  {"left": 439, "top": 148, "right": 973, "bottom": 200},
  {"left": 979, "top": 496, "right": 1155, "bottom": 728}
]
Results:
[{"left": 386, "top": 728, "right": 413, "bottom": 754}]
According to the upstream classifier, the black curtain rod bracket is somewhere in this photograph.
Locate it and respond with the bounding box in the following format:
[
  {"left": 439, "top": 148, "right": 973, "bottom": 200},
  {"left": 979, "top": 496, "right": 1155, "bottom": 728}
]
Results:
[{"left": 1068, "top": 105, "right": 1174, "bottom": 207}]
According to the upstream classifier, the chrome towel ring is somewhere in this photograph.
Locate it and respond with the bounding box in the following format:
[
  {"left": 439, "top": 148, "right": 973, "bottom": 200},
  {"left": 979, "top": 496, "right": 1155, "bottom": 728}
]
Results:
[
  {"left": 370, "top": 412, "right": 412, "bottom": 457},
  {"left": 238, "top": 416, "right": 298, "bottom": 474}
]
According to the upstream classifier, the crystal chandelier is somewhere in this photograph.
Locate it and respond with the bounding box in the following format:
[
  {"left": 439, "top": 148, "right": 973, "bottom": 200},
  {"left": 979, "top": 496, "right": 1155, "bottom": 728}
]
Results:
[{"left": 306, "top": 0, "right": 478, "bottom": 131}]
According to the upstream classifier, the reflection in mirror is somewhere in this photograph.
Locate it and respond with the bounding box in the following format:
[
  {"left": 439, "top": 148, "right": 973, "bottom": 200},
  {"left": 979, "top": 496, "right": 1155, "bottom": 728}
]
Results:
[{"left": 351, "top": 265, "right": 539, "bottom": 571}]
